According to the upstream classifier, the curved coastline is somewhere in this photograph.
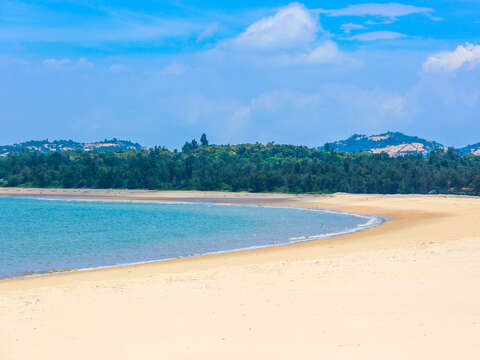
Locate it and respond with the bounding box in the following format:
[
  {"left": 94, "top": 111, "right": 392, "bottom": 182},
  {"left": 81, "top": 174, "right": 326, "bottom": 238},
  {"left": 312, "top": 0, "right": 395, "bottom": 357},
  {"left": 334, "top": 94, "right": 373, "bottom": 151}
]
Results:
[
  {"left": 0, "top": 188, "right": 451, "bottom": 288},
  {"left": 0, "top": 195, "right": 386, "bottom": 281},
  {"left": 3, "top": 190, "right": 480, "bottom": 359}
]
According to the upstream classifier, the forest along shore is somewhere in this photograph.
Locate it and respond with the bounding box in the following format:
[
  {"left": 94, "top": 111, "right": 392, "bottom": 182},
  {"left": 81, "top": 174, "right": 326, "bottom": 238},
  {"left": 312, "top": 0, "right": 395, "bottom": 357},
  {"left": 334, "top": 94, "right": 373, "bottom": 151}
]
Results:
[{"left": 1, "top": 143, "right": 479, "bottom": 195}]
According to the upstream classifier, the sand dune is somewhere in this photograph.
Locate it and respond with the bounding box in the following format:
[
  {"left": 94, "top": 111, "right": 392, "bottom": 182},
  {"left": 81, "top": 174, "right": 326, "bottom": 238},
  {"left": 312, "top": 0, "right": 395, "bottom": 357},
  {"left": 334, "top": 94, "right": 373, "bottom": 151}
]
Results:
[{"left": 1, "top": 189, "right": 479, "bottom": 359}]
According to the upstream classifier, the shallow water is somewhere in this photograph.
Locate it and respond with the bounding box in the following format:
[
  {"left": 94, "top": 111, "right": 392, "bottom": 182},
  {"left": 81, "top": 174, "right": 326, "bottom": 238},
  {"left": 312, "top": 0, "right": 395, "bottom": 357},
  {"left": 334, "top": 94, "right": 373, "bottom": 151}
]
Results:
[{"left": 0, "top": 197, "right": 379, "bottom": 279}]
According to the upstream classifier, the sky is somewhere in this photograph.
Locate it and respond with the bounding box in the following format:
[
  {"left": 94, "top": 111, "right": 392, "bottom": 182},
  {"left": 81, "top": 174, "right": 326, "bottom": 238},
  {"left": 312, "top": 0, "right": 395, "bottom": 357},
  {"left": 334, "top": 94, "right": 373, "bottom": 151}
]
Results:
[{"left": 1, "top": 1, "right": 480, "bottom": 148}]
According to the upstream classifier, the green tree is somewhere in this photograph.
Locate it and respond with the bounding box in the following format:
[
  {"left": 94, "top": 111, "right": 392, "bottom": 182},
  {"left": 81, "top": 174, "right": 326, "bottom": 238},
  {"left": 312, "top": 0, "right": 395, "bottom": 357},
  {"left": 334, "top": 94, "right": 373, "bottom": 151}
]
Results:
[
  {"left": 473, "top": 174, "right": 480, "bottom": 195},
  {"left": 200, "top": 133, "right": 209, "bottom": 146}
]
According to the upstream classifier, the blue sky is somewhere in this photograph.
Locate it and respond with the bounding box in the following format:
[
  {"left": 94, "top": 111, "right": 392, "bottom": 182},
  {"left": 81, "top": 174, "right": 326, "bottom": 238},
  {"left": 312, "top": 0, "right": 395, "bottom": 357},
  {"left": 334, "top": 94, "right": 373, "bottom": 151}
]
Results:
[{"left": 1, "top": 1, "right": 480, "bottom": 148}]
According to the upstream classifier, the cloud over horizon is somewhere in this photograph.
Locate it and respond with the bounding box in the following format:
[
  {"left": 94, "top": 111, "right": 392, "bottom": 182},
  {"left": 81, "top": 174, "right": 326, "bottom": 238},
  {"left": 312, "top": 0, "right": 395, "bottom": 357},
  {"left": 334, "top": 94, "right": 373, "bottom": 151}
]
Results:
[
  {"left": 346, "top": 31, "right": 407, "bottom": 41},
  {"left": 423, "top": 43, "right": 480, "bottom": 72},
  {"left": 230, "top": 3, "right": 319, "bottom": 51},
  {"left": 217, "top": 3, "right": 343, "bottom": 65},
  {"left": 341, "top": 23, "right": 366, "bottom": 34},
  {"left": 43, "top": 57, "right": 94, "bottom": 69}
]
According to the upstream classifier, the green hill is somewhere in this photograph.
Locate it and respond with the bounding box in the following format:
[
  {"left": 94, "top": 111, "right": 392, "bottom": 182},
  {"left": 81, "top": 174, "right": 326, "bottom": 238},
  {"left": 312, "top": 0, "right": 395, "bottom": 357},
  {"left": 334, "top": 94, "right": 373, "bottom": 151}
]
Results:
[
  {"left": 458, "top": 143, "right": 480, "bottom": 156},
  {"left": 325, "top": 132, "right": 446, "bottom": 157},
  {"left": 0, "top": 139, "right": 145, "bottom": 157}
]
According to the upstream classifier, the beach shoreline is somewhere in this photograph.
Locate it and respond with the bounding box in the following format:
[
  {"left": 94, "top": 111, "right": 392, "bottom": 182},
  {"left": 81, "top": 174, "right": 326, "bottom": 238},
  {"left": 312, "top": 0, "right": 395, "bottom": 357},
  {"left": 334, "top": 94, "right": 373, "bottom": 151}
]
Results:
[
  {"left": 0, "top": 189, "right": 386, "bottom": 282},
  {"left": 1, "top": 188, "right": 479, "bottom": 359},
  {"left": 0, "top": 188, "right": 457, "bottom": 288}
]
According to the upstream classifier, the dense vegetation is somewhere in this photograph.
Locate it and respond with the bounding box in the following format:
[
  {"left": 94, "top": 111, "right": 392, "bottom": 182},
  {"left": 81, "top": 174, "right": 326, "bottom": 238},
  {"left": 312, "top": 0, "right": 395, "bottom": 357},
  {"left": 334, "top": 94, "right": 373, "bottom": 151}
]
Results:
[{"left": 1, "top": 137, "right": 480, "bottom": 195}]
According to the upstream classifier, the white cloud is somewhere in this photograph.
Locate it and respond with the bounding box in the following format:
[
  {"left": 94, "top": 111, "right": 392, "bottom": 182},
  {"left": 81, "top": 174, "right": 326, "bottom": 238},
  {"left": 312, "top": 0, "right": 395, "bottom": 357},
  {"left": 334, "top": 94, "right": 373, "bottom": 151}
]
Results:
[
  {"left": 197, "top": 22, "right": 220, "bottom": 42},
  {"left": 364, "top": 19, "right": 394, "bottom": 25},
  {"left": 216, "top": 3, "right": 342, "bottom": 65},
  {"left": 423, "top": 43, "right": 480, "bottom": 72},
  {"left": 262, "top": 40, "right": 342, "bottom": 65},
  {"left": 341, "top": 23, "right": 365, "bottom": 34},
  {"left": 42, "top": 57, "right": 94, "bottom": 69},
  {"left": 43, "top": 58, "right": 71, "bottom": 67},
  {"left": 231, "top": 3, "right": 319, "bottom": 51},
  {"left": 319, "top": 3, "right": 433, "bottom": 18},
  {"left": 300, "top": 41, "right": 341, "bottom": 64},
  {"left": 347, "top": 31, "right": 406, "bottom": 41}
]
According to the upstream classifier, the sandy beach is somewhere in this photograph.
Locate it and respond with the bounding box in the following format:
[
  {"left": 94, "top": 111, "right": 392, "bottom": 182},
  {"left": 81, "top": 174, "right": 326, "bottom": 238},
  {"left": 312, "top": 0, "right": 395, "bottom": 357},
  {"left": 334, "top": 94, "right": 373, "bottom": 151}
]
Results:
[{"left": 1, "top": 188, "right": 480, "bottom": 359}]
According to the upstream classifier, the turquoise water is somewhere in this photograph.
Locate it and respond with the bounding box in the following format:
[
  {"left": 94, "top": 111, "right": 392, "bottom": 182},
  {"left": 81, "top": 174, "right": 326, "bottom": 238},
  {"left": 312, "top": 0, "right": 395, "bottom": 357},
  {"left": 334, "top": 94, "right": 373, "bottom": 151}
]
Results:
[{"left": 0, "top": 197, "right": 379, "bottom": 279}]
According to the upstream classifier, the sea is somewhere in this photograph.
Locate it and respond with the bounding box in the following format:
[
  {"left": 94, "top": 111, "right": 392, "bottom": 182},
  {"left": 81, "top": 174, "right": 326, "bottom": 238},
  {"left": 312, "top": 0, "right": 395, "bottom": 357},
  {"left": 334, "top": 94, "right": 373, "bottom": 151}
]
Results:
[{"left": 0, "top": 197, "right": 382, "bottom": 279}]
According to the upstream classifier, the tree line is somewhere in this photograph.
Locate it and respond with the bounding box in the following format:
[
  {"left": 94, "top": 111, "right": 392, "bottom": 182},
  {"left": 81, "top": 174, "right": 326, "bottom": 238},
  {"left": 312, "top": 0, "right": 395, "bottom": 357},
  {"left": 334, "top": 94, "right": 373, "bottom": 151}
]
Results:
[{"left": 1, "top": 136, "right": 480, "bottom": 195}]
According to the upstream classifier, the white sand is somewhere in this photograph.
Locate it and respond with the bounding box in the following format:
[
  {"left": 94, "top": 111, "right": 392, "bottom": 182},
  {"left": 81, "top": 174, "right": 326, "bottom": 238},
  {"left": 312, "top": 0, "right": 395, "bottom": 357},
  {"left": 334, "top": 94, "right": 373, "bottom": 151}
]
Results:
[{"left": 1, "top": 189, "right": 479, "bottom": 359}]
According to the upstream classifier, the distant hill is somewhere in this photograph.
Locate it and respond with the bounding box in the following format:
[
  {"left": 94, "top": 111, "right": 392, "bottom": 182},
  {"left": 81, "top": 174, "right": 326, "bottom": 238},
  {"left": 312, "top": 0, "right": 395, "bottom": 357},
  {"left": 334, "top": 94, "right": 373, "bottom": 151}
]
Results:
[
  {"left": 326, "top": 132, "right": 447, "bottom": 157},
  {"left": 0, "top": 139, "right": 146, "bottom": 157},
  {"left": 1, "top": 133, "right": 479, "bottom": 158},
  {"left": 458, "top": 143, "right": 480, "bottom": 156}
]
